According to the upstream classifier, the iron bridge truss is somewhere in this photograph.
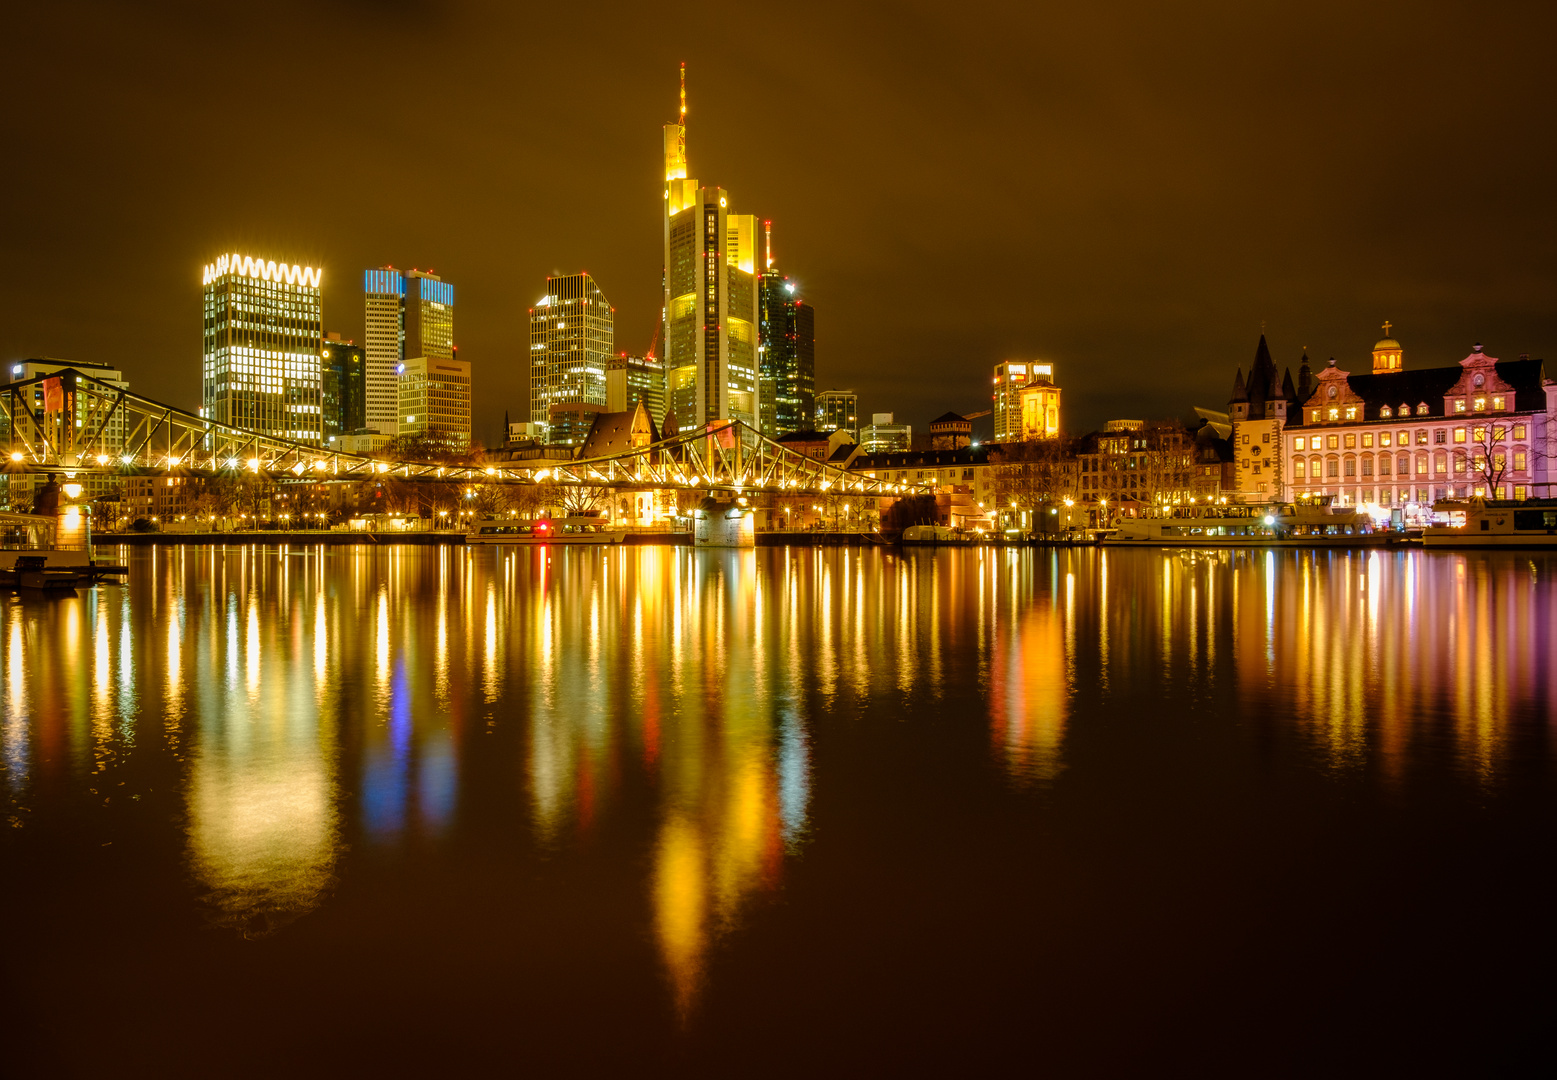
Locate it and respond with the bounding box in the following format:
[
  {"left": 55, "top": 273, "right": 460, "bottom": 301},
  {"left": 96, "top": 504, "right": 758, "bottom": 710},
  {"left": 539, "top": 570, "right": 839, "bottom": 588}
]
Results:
[{"left": 0, "top": 368, "right": 927, "bottom": 499}]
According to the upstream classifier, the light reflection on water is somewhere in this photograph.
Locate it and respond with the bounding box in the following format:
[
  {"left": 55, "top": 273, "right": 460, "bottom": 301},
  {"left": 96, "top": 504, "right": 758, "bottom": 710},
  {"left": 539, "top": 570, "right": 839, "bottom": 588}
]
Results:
[{"left": 1, "top": 544, "right": 1554, "bottom": 1000}]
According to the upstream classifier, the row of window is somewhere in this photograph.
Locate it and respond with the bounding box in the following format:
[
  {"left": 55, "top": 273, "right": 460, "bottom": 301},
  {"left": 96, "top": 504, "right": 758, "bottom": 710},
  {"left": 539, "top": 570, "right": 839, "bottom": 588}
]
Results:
[
  {"left": 1292, "top": 449, "right": 1528, "bottom": 478},
  {"left": 1295, "top": 423, "right": 1527, "bottom": 451}
]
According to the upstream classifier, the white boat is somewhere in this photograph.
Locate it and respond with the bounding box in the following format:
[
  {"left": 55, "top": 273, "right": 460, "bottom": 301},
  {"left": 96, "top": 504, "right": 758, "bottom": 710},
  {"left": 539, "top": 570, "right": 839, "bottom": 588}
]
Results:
[
  {"left": 466, "top": 516, "right": 626, "bottom": 545},
  {"left": 1422, "top": 498, "right": 1557, "bottom": 548},
  {"left": 1103, "top": 498, "right": 1395, "bottom": 547}
]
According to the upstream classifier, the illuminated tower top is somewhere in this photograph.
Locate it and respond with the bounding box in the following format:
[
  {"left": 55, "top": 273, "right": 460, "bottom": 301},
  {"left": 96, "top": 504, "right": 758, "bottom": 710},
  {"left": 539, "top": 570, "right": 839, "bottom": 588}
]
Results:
[
  {"left": 1372, "top": 319, "right": 1403, "bottom": 373},
  {"left": 664, "top": 63, "right": 687, "bottom": 184}
]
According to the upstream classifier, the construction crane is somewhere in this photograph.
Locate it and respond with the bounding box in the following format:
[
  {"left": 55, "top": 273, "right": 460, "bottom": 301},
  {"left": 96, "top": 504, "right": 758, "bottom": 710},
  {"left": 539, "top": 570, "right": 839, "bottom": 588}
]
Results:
[{"left": 963, "top": 409, "right": 991, "bottom": 420}]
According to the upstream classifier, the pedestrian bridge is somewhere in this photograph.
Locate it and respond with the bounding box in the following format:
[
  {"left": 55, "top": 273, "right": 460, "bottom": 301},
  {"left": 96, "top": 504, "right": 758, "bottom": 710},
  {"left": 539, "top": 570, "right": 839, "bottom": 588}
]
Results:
[{"left": 1, "top": 367, "right": 924, "bottom": 498}]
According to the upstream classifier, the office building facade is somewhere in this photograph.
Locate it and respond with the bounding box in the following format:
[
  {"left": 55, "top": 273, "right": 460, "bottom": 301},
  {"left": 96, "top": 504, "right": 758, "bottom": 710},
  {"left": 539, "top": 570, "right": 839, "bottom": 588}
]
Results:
[
  {"left": 757, "top": 237, "right": 815, "bottom": 438},
  {"left": 816, "top": 389, "right": 859, "bottom": 437},
  {"left": 201, "top": 253, "right": 323, "bottom": 444},
  {"left": 662, "top": 69, "right": 760, "bottom": 432},
  {"left": 398, "top": 356, "right": 472, "bottom": 451},
  {"left": 364, "top": 267, "right": 455, "bottom": 435},
  {"left": 529, "top": 273, "right": 613, "bottom": 432},
  {"left": 606, "top": 353, "right": 667, "bottom": 430},
  {"left": 321, "top": 332, "right": 366, "bottom": 445},
  {"left": 860, "top": 412, "right": 912, "bottom": 453}
]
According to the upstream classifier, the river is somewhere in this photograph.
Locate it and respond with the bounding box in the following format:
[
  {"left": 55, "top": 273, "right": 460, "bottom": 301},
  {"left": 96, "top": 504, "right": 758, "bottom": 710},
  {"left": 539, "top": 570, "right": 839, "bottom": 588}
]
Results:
[{"left": 2, "top": 544, "right": 1554, "bottom": 1074}]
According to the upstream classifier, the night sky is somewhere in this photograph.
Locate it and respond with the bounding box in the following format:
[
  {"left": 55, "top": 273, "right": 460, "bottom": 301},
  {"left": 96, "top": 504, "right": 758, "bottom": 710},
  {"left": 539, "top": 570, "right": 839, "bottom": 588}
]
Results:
[{"left": 4, "top": 1, "right": 1554, "bottom": 444}]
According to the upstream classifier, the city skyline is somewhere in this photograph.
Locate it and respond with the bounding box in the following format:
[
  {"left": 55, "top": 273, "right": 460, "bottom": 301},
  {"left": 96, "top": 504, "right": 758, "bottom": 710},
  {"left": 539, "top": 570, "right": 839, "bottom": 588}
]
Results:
[{"left": 5, "top": 5, "right": 1553, "bottom": 448}]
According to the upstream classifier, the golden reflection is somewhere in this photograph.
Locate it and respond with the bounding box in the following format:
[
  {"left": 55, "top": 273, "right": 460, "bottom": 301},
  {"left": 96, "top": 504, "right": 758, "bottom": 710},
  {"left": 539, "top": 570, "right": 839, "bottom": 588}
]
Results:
[{"left": 2, "top": 543, "right": 1554, "bottom": 1005}]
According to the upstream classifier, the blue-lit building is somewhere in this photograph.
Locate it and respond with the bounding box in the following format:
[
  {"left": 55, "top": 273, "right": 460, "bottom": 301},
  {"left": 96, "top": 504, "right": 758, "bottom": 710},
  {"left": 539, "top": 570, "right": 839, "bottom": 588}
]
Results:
[{"left": 364, "top": 267, "right": 455, "bottom": 435}]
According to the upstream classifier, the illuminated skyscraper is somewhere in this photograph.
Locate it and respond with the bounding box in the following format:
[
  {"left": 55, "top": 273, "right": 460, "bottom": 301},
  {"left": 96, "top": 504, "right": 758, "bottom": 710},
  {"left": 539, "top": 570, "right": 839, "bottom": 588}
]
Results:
[
  {"left": 757, "top": 221, "right": 814, "bottom": 438},
  {"left": 529, "top": 273, "right": 613, "bottom": 429},
  {"left": 201, "top": 253, "right": 323, "bottom": 444},
  {"left": 993, "top": 360, "right": 1055, "bottom": 442},
  {"left": 662, "top": 65, "right": 760, "bottom": 431},
  {"left": 364, "top": 267, "right": 455, "bottom": 435}
]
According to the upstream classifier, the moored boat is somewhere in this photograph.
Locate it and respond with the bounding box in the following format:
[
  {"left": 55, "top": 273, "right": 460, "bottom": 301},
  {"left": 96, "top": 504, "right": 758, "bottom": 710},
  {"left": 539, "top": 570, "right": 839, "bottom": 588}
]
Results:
[
  {"left": 900, "top": 524, "right": 973, "bottom": 545},
  {"left": 466, "top": 515, "right": 626, "bottom": 545},
  {"left": 1422, "top": 497, "right": 1557, "bottom": 548},
  {"left": 1102, "top": 497, "right": 1396, "bottom": 547}
]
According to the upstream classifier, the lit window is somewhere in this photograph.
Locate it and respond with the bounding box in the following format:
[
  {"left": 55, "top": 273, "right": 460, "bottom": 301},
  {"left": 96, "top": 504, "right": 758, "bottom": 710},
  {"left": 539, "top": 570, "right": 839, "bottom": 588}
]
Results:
[
  {"left": 1416, "top": 430, "right": 1428, "bottom": 444},
  {"left": 1454, "top": 428, "right": 1466, "bottom": 443},
  {"left": 1294, "top": 437, "right": 1306, "bottom": 451},
  {"left": 1344, "top": 434, "right": 1356, "bottom": 449},
  {"left": 1514, "top": 450, "right": 1527, "bottom": 471},
  {"left": 1381, "top": 406, "right": 1392, "bottom": 418},
  {"left": 1295, "top": 460, "right": 1306, "bottom": 478},
  {"left": 1492, "top": 396, "right": 1505, "bottom": 410},
  {"left": 1362, "top": 433, "right": 1374, "bottom": 448},
  {"left": 1474, "top": 397, "right": 1486, "bottom": 411},
  {"left": 1416, "top": 404, "right": 1429, "bottom": 416},
  {"left": 1344, "top": 406, "right": 1357, "bottom": 420},
  {"left": 1454, "top": 399, "right": 1466, "bottom": 413},
  {"left": 1380, "top": 432, "right": 1392, "bottom": 447},
  {"left": 1310, "top": 409, "right": 1320, "bottom": 422},
  {"left": 1328, "top": 407, "right": 1340, "bottom": 421}
]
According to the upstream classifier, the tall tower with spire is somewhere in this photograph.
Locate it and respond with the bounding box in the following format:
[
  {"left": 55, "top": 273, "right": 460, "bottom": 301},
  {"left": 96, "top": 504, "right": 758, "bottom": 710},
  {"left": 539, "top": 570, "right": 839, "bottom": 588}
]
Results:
[{"left": 660, "top": 64, "right": 760, "bottom": 432}]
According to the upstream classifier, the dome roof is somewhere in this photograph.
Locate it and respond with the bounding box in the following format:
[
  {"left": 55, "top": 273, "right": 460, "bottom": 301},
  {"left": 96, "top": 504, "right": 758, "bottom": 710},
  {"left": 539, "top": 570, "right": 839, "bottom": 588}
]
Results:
[{"left": 1373, "top": 337, "right": 1401, "bottom": 352}]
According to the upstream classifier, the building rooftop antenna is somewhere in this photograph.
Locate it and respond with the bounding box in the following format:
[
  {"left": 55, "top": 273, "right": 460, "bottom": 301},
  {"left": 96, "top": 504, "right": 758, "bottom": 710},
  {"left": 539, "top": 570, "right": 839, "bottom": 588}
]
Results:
[
  {"left": 679, "top": 62, "right": 686, "bottom": 125},
  {"left": 764, "top": 220, "right": 773, "bottom": 270}
]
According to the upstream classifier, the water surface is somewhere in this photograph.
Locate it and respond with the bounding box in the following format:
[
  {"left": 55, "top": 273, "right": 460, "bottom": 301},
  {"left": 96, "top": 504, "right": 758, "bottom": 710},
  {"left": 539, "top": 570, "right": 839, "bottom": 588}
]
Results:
[{"left": 3, "top": 544, "right": 1554, "bottom": 1074}]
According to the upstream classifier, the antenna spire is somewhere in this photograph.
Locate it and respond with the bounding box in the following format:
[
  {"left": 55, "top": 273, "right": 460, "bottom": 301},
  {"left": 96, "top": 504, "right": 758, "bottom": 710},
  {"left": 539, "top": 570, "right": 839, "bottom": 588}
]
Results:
[
  {"left": 679, "top": 62, "right": 686, "bottom": 123},
  {"left": 764, "top": 219, "right": 773, "bottom": 269}
]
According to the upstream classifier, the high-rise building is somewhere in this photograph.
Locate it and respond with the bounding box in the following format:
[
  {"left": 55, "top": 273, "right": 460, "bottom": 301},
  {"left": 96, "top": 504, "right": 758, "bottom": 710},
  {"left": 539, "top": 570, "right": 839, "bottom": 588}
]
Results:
[
  {"left": 1019, "top": 363, "right": 1061, "bottom": 439},
  {"left": 364, "top": 268, "right": 405, "bottom": 434},
  {"left": 321, "top": 332, "right": 366, "bottom": 445},
  {"left": 201, "top": 253, "right": 323, "bottom": 444},
  {"left": 992, "top": 361, "right": 1038, "bottom": 443},
  {"left": 364, "top": 267, "right": 455, "bottom": 435},
  {"left": 757, "top": 221, "right": 815, "bottom": 438},
  {"left": 398, "top": 356, "right": 472, "bottom": 451},
  {"left": 607, "top": 353, "right": 667, "bottom": 430},
  {"left": 815, "top": 389, "right": 859, "bottom": 437},
  {"left": 529, "top": 273, "right": 613, "bottom": 432},
  {"left": 662, "top": 65, "right": 760, "bottom": 432}
]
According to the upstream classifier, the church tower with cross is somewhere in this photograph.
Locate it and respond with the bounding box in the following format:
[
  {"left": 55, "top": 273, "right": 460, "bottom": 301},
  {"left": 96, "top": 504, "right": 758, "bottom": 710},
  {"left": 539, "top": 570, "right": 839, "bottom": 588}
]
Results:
[{"left": 1372, "top": 320, "right": 1404, "bottom": 373}]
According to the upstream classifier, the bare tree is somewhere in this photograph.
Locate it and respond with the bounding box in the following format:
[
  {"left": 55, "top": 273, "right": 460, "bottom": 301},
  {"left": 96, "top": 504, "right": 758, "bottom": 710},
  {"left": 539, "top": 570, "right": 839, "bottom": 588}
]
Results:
[{"left": 991, "top": 437, "right": 1080, "bottom": 512}]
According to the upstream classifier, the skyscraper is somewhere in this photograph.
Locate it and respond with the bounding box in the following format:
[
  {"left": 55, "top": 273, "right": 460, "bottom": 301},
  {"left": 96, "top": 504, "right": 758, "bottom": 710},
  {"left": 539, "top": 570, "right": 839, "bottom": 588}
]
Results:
[
  {"left": 662, "top": 65, "right": 760, "bottom": 432},
  {"left": 529, "top": 273, "right": 613, "bottom": 430},
  {"left": 201, "top": 253, "right": 323, "bottom": 444},
  {"left": 757, "top": 221, "right": 815, "bottom": 438},
  {"left": 992, "top": 361, "right": 1036, "bottom": 443},
  {"left": 321, "top": 332, "right": 366, "bottom": 444},
  {"left": 364, "top": 267, "right": 455, "bottom": 435}
]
